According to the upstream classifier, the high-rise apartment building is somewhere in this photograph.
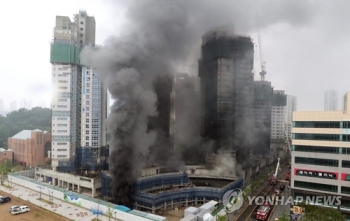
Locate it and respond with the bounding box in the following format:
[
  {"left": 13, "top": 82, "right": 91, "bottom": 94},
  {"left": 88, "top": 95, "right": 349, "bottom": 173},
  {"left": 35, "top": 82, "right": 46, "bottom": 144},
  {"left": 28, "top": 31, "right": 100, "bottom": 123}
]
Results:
[
  {"left": 271, "top": 90, "right": 287, "bottom": 143},
  {"left": 284, "top": 95, "right": 297, "bottom": 142},
  {"left": 253, "top": 81, "right": 273, "bottom": 154},
  {"left": 170, "top": 73, "right": 198, "bottom": 150},
  {"left": 291, "top": 92, "right": 350, "bottom": 216},
  {"left": 20, "top": 99, "right": 26, "bottom": 109},
  {"left": 198, "top": 29, "right": 254, "bottom": 160},
  {"left": 0, "top": 99, "right": 4, "bottom": 112},
  {"left": 50, "top": 10, "right": 106, "bottom": 160},
  {"left": 325, "top": 89, "right": 339, "bottom": 111},
  {"left": 10, "top": 101, "right": 17, "bottom": 112}
]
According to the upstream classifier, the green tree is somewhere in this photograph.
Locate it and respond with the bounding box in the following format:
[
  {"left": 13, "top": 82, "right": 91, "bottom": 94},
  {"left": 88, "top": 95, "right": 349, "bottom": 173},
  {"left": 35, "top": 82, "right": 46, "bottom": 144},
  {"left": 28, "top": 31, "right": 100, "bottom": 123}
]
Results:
[
  {"left": 297, "top": 203, "right": 345, "bottom": 221},
  {"left": 105, "top": 204, "right": 114, "bottom": 221},
  {"left": 0, "top": 107, "right": 51, "bottom": 147},
  {"left": 216, "top": 214, "right": 226, "bottom": 221},
  {"left": 278, "top": 210, "right": 290, "bottom": 221}
]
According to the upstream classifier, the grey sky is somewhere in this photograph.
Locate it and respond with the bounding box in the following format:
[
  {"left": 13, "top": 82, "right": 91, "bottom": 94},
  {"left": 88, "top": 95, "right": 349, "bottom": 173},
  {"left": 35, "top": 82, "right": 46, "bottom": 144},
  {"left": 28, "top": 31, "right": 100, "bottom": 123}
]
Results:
[{"left": 0, "top": 0, "right": 349, "bottom": 111}]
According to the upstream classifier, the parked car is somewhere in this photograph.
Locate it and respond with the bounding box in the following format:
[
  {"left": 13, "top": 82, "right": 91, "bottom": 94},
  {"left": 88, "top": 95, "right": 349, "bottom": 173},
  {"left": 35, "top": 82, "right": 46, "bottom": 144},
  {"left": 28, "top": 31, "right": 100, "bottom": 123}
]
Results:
[
  {"left": 0, "top": 196, "right": 11, "bottom": 204},
  {"left": 10, "top": 205, "right": 30, "bottom": 215},
  {"left": 9, "top": 205, "right": 19, "bottom": 213}
]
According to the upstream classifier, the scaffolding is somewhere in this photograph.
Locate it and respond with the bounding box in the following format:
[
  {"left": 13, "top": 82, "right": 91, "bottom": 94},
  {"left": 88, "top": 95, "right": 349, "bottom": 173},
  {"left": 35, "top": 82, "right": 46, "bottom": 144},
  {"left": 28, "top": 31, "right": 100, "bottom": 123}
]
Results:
[
  {"left": 56, "top": 146, "right": 109, "bottom": 173},
  {"left": 50, "top": 42, "right": 81, "bottom": 64},
  {"left": 100, "top": 171, "right": 244, "bottom": 212}
]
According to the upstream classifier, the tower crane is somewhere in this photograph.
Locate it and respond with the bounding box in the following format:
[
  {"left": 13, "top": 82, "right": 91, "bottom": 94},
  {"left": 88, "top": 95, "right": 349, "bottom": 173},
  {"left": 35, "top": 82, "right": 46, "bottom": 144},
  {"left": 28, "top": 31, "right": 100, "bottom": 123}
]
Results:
[{"left": 258, "top": 28, "right": 267, "bottom": 81}]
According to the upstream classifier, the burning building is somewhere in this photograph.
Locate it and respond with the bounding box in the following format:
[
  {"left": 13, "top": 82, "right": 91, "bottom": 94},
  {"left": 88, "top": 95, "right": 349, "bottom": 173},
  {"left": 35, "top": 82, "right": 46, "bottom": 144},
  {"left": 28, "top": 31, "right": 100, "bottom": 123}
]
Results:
[{"left": 198, "top": 29, "right": 255, "bottom": 164}]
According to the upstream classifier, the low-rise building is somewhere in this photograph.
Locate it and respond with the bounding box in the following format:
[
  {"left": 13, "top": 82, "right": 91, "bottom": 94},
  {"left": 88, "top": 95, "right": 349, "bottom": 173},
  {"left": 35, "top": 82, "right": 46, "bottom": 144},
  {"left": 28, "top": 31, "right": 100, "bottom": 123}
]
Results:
[
  {"left": 8, "top": 129, "right": 51, "bottom": 167},
  {"left": 0, "top": 148, "right": 13, "bottom": 165},
  {"left": 291, "top": 92, "right": 350, "bottom": 216}
]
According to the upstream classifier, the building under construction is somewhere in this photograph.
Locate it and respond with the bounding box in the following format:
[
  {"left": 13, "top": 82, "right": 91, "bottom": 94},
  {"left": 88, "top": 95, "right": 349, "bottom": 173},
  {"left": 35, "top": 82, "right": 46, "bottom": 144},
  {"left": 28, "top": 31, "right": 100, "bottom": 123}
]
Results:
[
  {"left": 101, "top": 166, "right": 243, "bottom": 214},
  {"left": 198, "top": 29, "right": 255, "bottom": 163}
]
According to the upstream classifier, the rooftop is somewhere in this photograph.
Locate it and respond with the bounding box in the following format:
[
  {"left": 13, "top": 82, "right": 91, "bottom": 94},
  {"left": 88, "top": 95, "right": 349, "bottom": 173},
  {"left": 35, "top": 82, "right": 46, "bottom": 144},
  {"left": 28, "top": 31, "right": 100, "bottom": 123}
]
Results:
[{"left": 12, "top": 129, "right": 47, "bottom": 140}]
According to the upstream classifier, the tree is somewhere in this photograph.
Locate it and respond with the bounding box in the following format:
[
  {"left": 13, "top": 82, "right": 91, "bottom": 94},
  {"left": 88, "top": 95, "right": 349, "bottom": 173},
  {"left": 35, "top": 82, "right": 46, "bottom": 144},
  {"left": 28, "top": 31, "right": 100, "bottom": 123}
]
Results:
[
  {"left": 278, "top": 210, "right": 290, "bottom": 221},
  {"left": 297, "top": 203, "right": 345, "bottom": 221},
  {"left": 0, "top": 107, "right": 51, "bottom": 147},
  {"left": 216, "top": 214, "right": 226, "bottom": 221},
  {"left": 105, "top": 204, "right": 114, "bottom": 221}
]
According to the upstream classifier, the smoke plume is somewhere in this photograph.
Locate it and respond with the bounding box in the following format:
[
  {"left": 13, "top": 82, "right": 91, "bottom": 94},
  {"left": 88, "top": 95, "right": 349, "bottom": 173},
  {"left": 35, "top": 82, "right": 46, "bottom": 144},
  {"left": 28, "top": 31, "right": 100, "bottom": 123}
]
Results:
[{"left": 81, "top": 0, "right": 315, "bottom": 207}]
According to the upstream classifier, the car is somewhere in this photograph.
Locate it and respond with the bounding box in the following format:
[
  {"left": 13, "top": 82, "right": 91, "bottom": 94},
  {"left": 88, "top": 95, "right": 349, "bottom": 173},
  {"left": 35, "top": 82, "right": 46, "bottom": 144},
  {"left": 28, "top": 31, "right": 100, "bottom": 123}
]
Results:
[
  {"left": 10, "top": 205, "right": 30, "bottom": 215},
  {"left": 0, "top": 196, "right": 11, "bottom": 203},
  {"left": 9, "top": 205, "right": 19, "bottom": 213}
]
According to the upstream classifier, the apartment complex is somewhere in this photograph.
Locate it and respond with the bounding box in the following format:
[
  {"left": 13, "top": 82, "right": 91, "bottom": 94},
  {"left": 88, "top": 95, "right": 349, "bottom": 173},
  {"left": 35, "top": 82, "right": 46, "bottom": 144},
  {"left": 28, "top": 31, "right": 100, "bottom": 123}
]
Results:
[
  {"left": 50, "top": 10, "right": 106, "bottom": 160},
  {"left": 291, "top": 92, "right": 350, "bottom": 213},
  {"left": 8, "top": 129, "right": 51, "bottom": 167}
]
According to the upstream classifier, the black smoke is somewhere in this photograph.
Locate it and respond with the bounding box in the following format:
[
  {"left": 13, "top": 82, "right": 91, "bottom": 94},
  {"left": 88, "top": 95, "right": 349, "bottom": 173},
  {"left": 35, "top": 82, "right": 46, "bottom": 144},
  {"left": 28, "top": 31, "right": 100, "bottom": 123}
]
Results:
[{"left": 81, "top": 0, "right": 315, "bottom": 207}]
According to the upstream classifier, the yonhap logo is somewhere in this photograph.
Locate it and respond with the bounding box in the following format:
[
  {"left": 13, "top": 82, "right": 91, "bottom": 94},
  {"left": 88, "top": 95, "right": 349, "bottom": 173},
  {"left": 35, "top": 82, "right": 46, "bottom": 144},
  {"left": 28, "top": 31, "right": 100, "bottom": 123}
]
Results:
[
  {"left": 223, "top": 188, "right": 244, "bottom": 213},
  {"left": 247, "top": 195, "right": 342, "bottom": 206}
]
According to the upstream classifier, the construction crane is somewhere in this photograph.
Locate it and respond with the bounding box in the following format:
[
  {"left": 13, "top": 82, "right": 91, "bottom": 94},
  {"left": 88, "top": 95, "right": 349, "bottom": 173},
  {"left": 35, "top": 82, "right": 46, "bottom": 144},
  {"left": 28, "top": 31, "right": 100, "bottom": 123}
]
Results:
[{"left": 258, "top": 28, "right": 267, "bottom": 81}]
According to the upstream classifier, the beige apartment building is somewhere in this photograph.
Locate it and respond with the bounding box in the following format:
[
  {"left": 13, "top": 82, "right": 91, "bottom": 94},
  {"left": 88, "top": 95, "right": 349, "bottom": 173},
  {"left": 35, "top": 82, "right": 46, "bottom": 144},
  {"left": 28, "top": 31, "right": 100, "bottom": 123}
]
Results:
[{"left": 291, "top": 92, "right": 350, "bottom": 214}]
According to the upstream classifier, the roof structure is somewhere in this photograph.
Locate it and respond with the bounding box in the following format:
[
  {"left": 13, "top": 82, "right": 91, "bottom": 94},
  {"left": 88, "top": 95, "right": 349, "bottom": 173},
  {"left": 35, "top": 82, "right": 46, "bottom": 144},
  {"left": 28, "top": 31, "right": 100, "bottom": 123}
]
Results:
[{"left": 12, "top": 129, "right": 42, "bottom": 140}]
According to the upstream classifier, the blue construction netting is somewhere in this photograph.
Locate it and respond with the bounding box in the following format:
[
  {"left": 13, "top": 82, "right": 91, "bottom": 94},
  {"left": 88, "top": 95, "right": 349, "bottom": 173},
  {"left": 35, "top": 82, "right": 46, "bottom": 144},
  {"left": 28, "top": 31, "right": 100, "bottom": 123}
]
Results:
[
  {"left": 100, "top": 171, "right": 244, "bottom": 209},
  {"left": 56, "top": 146, "right": 110, "bottom": 173}
]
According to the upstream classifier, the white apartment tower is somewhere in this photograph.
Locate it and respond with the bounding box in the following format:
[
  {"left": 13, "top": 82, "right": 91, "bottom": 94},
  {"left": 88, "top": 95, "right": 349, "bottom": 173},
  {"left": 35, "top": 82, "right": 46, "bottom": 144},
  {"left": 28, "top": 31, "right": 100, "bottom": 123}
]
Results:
[
  {"left": 10, "top": 101, "right": 17, "bottom": 112},
  {"left": 284, "top": 95, "right": 297, "bottom": 141},
  {"left": 324, "top": 89, "right": 339, "bottom": 111},
  {"left": 51, "top": 11, "right": 106, "bottom": 160},
  {"left": 0, "top": 99, "right": 4, "bottom": 112},
  {"left": 271, "top": 90, "right": 286, "bottom": 143}
]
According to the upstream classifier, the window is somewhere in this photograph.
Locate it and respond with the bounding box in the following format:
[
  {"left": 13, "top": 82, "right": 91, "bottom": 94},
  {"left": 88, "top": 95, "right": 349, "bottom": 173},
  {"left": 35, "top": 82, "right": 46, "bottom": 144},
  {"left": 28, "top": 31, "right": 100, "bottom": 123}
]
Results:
[
  {"left": 341, "top": 186, "right": 350, "bottom": 195},
  {"left": 86, "top": 142, "right": 89, "bottom": 146},
  {"left": 57, "top": 149, "right": 67, "bottom": 152},
  {"left": 86, "top": 95, "right": 90, "bottom": 99},
  {"left": 293, "top": 145, "right": 339, "bottom": 154},
  {"left": 86, "top": 124, "right": 89, "bottom": 129},
  {"left": 80, "top": 28, "right": 83, "bottom": 30},
  {"left": 87, "top": 83, "right": 90, "bottom": 87},
  {"left": 295, "top": 157, "right": 338, "bottom": 167},
  {"left": 80, "top": 21, "right": 84, "bottom": 24},
  {"left": 86, "top": 136, "right": 89, "bottom": 140},
  {"left": 293, "top": 133, "right": 340, "bottom": 141},
  {"left": 86, "top": 130, "right": 89, "bottom": 134},
  {"left": 86, "top": 107, "right": 90, "bottom": 111},
  {"left": 57, "top": 118, "right": 67, "bottom": 120},
  {"left": 294, "top": 181, "right": 338, "bottom": 193},
  {"left": 57, "top": 143, "right": 67, "bottom": 145},
  {"left": 294, "top": 121, "right": 340, "bottom": 128},
  {"left": 86, "top": 89, "right": 90, "bottom": 93},
  {"left": 57, "top": 105, "right": 67, "bottom": 108},
  {"left": 80, "top": 34, "right": 83, "bottom": 37},
  {"left": 86, "top": 119, "right": 89, "bottom": 123},
  {"left": 342, "top": 160, "right": 350, "bottom": 168},
  {"left": 57, "top": 130, "right": 67, "bottom": 133},
  {"left": 57, "top": 124, "right": 67, "bottom": 127},
  {"left": 86, "top": 101, "right": 90, "bottom": 105},
  {"left": 86, "top": 113, "right": 89, "bottom": 117},
  {"left": 57, "top": 99, "right": 67, "bottom": 102}
]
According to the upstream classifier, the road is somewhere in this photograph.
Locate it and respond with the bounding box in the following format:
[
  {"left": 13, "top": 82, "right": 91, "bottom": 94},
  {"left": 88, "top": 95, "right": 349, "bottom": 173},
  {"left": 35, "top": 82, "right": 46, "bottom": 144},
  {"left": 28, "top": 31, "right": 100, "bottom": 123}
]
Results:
[{"left": 234, "top": 167, "right": 289, "bottom": 221}]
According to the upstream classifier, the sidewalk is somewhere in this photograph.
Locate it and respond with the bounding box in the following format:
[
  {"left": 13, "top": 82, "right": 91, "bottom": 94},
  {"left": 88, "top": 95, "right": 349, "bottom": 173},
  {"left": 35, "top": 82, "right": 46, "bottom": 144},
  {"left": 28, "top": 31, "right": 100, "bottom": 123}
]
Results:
[{"left": 0, "top": 181, "right": 115, "bottom": 221}]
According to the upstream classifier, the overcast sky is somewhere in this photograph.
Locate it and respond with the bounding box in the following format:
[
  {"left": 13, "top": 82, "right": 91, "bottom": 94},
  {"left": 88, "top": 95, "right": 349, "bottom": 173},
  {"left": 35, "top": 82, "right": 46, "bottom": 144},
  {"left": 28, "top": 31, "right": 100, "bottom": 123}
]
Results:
[{"left": 0, "top": 0, "right": 349, "bottom": 111}]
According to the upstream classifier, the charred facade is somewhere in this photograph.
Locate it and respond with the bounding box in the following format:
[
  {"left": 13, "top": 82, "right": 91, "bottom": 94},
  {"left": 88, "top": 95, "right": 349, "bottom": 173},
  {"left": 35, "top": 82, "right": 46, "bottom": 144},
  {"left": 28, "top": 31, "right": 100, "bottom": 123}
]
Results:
[
  {"left": 198, "top": 30, "right": 255, "bottom": 163},
  {"left": 253, "top": 81, "right": 273, "bottom": 154}
]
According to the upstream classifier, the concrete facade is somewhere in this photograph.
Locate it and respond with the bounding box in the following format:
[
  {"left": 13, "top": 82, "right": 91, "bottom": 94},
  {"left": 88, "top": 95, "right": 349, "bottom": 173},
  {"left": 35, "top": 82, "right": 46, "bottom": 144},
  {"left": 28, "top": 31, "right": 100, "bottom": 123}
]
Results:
[
  {"left": 291, "top": 92, "right": 350, "bottom": 213},
  {"left": 35, "top": 167, "right": 100, "bottom": 198},
  {"left": 51, "top": 10, "right": 107, "bottom": 162},
  {"left": 8, "top": 129, "right": 51, "bottom": 167}
]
